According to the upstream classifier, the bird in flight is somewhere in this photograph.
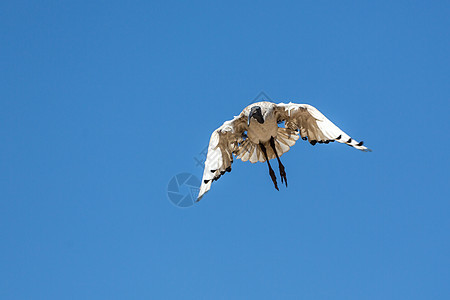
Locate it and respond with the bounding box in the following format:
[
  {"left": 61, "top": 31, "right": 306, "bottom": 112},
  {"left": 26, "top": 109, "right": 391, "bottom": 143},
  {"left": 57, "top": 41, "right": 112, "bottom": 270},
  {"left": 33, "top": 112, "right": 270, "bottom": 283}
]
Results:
[{"left": 197, "top": 101, "right": 371, "bottom": 201}]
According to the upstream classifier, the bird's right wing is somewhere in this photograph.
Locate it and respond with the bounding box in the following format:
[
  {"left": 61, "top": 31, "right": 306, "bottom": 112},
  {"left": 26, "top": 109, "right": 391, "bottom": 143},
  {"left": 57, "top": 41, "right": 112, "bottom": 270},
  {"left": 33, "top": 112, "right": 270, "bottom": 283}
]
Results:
[{"left": 197, "top": 114, "right": 247, "bottom": 201}]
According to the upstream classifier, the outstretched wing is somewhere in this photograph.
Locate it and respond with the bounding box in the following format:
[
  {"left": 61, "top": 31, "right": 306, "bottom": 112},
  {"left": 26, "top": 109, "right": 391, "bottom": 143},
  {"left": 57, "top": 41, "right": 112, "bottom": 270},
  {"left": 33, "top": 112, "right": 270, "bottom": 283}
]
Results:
[
  {"left": 275, "top": 102, "right": 371, "bottom": 152},
  {"left": 197, "top": 114, "right": 247, "bottom": 201}
]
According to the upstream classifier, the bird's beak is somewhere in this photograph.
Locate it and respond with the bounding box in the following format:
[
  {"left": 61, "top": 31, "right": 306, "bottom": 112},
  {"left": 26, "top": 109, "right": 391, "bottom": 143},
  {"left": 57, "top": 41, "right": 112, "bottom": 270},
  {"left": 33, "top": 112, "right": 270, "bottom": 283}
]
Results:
[{"left": 248, "top": 109, "right": 255, "bottom": 126}]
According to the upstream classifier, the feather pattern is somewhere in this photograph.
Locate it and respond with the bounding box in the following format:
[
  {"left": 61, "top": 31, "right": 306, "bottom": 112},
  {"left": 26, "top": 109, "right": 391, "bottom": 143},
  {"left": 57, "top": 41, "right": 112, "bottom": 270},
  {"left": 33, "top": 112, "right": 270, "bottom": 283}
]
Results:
[{"left": 275, "top": 102, "right": 371, "bottom": 152}]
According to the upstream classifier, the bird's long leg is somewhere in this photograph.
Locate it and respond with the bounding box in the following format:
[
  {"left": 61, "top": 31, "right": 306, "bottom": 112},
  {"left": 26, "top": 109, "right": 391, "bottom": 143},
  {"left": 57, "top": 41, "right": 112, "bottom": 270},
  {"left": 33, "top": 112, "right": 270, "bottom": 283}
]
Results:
[
  {"left": 259, "top": 142, "right": 279, "bottom": 191},
  {"left": 270, "top": 137, "right": 287, "bottom": 187}
]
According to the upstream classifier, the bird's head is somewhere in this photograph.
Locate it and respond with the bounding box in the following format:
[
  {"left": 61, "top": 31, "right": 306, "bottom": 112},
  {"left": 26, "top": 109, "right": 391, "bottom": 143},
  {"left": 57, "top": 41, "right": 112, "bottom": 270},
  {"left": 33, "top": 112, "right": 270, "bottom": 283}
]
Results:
[{"left": 248, "top": 106, "right": 264, "bottom": 126}]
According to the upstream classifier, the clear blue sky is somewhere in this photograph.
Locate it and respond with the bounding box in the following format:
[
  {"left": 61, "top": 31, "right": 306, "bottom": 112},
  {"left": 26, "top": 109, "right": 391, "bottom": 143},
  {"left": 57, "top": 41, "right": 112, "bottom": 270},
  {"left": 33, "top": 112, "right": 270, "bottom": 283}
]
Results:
[{"left": 1, "top": 1, "right": 449, "bottom": 299}]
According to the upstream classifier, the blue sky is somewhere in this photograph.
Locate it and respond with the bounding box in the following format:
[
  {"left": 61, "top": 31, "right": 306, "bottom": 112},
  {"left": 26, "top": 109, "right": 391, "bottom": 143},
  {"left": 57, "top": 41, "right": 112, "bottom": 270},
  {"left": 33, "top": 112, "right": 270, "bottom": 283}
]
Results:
[{"left": 1, "top": 0, "right": 449, "bottom": 299}]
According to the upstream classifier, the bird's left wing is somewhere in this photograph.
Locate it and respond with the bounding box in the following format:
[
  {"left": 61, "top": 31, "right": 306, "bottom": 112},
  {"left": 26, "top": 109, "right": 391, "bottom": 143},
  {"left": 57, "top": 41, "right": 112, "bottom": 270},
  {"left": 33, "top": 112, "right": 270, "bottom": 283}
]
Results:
[
  {"left": 275, "top": 102, "right": 371, "bottom": 152},
  {"left": 197, "top": 114, "right": 247, "bottom": 201}
]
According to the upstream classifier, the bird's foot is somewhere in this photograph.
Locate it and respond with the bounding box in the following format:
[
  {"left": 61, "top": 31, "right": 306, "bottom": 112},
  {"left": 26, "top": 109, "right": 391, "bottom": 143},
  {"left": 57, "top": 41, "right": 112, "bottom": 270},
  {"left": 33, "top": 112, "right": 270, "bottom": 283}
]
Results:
[
  {"left": 269, "top": 168, "right": 279, "bottom": 191},
  {"left": 279, "top": 163, "right": 287, "bottom": 187}
]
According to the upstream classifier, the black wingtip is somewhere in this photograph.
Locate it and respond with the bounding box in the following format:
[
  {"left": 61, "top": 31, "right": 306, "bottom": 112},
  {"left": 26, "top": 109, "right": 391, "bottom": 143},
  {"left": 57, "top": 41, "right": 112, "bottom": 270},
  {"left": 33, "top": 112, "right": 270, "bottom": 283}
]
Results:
[{"left": 310, "top": 140, "right": 317, "bottom": 146}]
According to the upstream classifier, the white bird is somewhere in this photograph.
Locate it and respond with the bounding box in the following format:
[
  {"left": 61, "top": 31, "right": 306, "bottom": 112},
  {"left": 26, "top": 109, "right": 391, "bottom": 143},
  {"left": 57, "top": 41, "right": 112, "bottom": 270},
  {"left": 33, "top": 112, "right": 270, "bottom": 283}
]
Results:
[{"left": 197, "top": 101, "right": 371, "bottom": 201}]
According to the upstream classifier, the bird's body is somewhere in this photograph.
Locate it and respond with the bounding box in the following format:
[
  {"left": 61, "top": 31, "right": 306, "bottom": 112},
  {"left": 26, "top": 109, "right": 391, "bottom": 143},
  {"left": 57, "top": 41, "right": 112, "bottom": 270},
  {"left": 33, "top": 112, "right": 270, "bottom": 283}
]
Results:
[
  {"left": 197, "top": 101, "right": 371, "bottom": 201},
  {"left": 246, "top": 102, "right": 277, "bottom": 144}
]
